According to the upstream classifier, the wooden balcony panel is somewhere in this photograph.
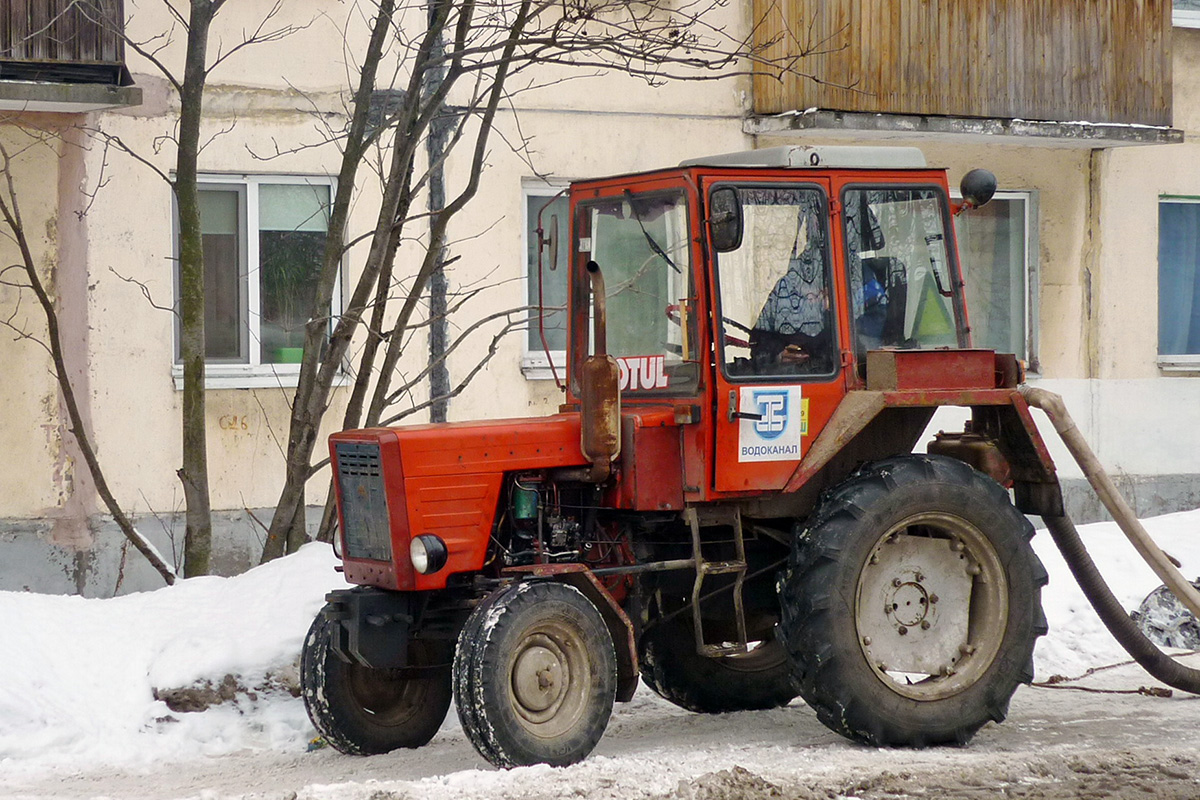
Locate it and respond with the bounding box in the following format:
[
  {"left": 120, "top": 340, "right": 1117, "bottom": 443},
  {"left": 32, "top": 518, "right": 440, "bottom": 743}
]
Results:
[
  {"left": 754, "top": 0, "right": 1172, "bottom": 128},
  {"left": 1, "top": 0, "right": 127, "bottom": 83}
]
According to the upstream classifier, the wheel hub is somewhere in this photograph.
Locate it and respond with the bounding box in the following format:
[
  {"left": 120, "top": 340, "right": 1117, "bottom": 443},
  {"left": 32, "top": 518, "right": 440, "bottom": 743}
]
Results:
[
  {"left": 887, "top": 578, "right": 931, "bottom": 628},
  {"left": 857, "top": 530, "right": 973, "bottom": 676},
  {"left": 855, "top": 514, "right": 1010, "bottom": 701},
  {"left": 511, "top": 636, "right": 570, "bottom": 720}
]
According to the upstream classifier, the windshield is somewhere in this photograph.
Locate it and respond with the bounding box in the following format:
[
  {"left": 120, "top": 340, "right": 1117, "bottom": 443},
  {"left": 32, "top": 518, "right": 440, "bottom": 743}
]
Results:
[
  {"left": 843, "top": 187, "right": 965, "bottom": 355},
  {"left": 575, "top": 189, "right": 697, "bottom": 395}
]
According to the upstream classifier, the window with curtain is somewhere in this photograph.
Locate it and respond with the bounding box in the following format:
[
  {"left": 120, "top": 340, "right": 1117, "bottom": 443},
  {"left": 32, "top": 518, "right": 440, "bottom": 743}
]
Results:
[
  {"left": 1158, "top": 199, "right": 1200, "bottom": 363},
  {"left": 175, "top": 177, "right": 339, "bottom": 388}
]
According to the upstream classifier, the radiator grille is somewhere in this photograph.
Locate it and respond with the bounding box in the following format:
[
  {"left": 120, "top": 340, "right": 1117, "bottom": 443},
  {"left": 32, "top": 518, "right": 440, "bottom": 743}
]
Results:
[{"left": 335, "top": 442, "right": 393, "bottom": 562}]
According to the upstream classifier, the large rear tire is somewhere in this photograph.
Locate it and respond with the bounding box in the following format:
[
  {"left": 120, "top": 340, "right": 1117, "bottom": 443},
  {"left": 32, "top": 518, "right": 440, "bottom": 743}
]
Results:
[
  {"left": 300, "top": 610, "right": 452, "bottom": 754},
  {"left": 779, "top": 455, "right": 1047, "bottom": 747},
  {"left": 453, "top": 581, "right": 617, "bottom": 768},
  {"left": 639, "top": 617, "right": 797, "bottom": 713}
]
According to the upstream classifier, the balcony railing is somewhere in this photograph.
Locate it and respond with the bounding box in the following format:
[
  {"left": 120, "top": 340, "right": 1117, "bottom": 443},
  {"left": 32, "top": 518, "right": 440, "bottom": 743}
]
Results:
[{"left": 0, "top": 0, "right": 130, "bottom": 86}]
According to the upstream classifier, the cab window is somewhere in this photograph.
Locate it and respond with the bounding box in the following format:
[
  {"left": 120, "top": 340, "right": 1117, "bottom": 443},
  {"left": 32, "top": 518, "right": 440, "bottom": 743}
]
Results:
[
  {"left": 576, "top": 189, "right": 698, "bottom": 395},
  {"left": 714, "top": 186, "right": 837, "bottom": 379},
  {"left": 843, "top": 187, "right": 965, "bottom": 358}
]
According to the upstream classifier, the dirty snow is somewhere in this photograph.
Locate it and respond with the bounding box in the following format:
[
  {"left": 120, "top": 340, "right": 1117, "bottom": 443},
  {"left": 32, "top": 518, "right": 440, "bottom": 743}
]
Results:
[{"left": 2, "top": 511, "right": 1200, "bottom": 799}]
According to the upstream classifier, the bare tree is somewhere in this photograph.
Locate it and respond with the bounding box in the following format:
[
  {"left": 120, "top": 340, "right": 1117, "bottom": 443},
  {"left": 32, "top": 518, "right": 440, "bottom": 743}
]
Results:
[{"left": 259, "top": 0, "right": 825, "bottom": 560}]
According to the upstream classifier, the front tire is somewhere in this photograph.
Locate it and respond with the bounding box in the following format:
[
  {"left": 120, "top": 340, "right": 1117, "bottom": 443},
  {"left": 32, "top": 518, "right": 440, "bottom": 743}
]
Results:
[
  {"left": 300, "top": 610, "right": 452, "bottom": 754},
  {"left": 779, "top": 455, "right": 1048, "bottom": 747},
  {"left": 453, "top": 581, "right": 617, "bottom": 768}
]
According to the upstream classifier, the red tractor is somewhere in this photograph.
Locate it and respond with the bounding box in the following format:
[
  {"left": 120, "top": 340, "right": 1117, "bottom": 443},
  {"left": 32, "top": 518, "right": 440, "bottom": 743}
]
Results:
[{"left": 301, "top": 145, "right": 1061, "bottom": 768}]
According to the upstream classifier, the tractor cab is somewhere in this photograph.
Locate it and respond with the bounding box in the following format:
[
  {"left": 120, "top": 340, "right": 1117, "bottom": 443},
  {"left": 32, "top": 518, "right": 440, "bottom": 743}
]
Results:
[{"left": 552, "top": 145, "right": 991, "bottom": 499}]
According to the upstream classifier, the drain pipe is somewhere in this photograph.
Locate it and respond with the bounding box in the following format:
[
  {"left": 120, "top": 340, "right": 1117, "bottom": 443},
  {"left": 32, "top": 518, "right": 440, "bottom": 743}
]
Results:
[{"left": 1020, "top": 384, "right": 1200, "bottom": 693}]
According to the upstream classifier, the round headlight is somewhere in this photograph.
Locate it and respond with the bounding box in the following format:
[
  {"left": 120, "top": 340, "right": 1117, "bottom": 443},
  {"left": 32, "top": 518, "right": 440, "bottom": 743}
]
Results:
[{"left": 410, "top": 534, "right": 448, "bottom": 574}]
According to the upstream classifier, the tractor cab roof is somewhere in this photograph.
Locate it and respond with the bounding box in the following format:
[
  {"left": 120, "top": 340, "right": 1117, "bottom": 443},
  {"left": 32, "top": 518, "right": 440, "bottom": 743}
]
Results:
[
  {"left": 679, "top": 145, "right": 927, "bottom": 170},
  {"left": 568, "top": 146, "right": 938, "bottom": 194}
]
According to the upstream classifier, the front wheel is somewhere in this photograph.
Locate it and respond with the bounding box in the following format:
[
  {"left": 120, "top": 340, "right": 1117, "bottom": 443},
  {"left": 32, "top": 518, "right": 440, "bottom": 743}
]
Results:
[
  {"left": 300, "top": 610, "right": 452, "bottom": 754},
  {"left": 453, "top": 581, "right": 617, "bottom": 768},
  {"left": 779, "top": 455, "right": 1048, "bottom": 747}
]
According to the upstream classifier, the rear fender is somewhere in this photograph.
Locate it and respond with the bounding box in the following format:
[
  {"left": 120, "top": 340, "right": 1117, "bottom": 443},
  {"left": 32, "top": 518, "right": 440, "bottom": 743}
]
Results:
[{"left": 779, "top": 388, "right": 1063, "bottom": 517}]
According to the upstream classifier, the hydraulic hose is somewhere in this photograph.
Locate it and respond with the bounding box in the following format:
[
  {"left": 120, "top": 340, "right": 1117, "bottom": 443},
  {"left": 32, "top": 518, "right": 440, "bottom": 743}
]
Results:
[{"left": 1019, "top": 385, "right": 1200, "bottom": 693}]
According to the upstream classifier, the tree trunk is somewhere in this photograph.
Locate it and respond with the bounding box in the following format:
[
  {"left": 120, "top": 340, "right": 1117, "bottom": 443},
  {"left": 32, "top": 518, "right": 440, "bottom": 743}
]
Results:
[
  {"left": 426, "top": 3, "right": 451, "bottom": 424},
  {"left": 260, "top": 0, "right": 398, "bottom": 563},
  {"left": 176, "top": 0, "right": 216, "bottom": 578}
]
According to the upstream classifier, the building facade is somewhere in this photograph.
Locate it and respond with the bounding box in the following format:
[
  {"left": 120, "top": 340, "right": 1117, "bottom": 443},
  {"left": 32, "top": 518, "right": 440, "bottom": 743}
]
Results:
[{"left": 1, "top": 0, "right": 1197, "bottom": 595}]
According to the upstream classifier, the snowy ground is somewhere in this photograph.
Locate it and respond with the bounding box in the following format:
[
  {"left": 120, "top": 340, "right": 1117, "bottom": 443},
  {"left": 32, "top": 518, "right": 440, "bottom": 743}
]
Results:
[{"left": 3, "top": 511, "right": 1200, "bottom": 799}]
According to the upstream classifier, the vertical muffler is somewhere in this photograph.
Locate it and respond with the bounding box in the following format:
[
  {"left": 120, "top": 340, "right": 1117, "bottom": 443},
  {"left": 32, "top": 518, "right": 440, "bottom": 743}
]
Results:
[{"left": 580, "top": 260, "right": 620, "bottom": 482}]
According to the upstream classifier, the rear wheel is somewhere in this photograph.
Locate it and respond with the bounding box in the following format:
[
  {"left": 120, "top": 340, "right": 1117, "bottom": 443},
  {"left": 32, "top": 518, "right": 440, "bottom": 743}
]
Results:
[
  {"left": 453, "top": 581, "right": 617, "bottom": 768},
  {"left": 639, "top": 616, "right": 797, "bottom": 713},
  {"left": 779, "top": 455, "right": 1047, "bottom": 747},
  {"left": 300, "top": 610, "right": 452, "bottom": 754}
]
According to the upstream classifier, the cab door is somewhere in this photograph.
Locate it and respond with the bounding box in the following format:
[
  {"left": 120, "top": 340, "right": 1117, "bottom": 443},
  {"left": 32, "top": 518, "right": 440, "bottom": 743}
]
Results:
[{"left": 707, "top": 179, "right": 852, "bottom": 493}]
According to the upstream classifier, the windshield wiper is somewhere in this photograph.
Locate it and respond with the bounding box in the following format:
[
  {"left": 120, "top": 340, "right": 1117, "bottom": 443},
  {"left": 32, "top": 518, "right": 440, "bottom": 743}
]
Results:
[{"left": 624, "top": 189, "right": 680, "bottom": 274}]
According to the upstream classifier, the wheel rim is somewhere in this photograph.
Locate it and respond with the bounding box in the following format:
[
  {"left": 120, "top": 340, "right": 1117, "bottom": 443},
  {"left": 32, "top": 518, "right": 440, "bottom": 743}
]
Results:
[
  {"left": 717, "top": 634, "right": 787, "bottom": 674},
  {"left": 346, "top": 643, "right": 437, "bottom": 727},
  {"left": 855, "top": 512, "right": 1008, "bottom": 701},
  {"left": 508, "top": 622, "right": 591, "bottom": 738}
]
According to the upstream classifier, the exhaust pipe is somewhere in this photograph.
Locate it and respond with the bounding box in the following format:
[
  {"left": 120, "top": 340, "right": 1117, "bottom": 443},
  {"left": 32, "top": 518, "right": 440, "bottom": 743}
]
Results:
[{"left": 579, "top": 261, "right": 620, "bottom": 482}]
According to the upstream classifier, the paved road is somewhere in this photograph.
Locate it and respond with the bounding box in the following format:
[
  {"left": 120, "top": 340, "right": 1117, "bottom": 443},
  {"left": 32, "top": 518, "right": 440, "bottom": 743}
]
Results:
[{"left": 9, "top": 656, "right": 1200, "bottom": 800}]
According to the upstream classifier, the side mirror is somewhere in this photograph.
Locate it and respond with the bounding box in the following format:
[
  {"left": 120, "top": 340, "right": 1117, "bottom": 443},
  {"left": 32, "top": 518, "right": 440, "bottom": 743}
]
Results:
[
  {"left": 959, "top": 169, "right": 998, "bottom": 210},
  {"left": 709, "top": 187, "right": 743, "bottom": 253},
  {"left": 538, "top": 213, "right": 560, "bottom": 271}
]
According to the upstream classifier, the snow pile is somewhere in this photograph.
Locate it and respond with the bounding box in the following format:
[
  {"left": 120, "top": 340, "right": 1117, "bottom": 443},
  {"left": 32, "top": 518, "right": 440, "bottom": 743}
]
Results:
[
  {"left": 0, "top": 511, "right": 1198, "bottom": 780},
  {"left": 0, "top": 543, "right": 349, "bottom": 774}
]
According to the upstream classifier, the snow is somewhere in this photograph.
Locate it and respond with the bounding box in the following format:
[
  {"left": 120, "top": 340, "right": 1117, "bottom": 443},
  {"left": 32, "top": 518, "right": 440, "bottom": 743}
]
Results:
[
  {"left": 1, "top": 511, "right": 1199, "bottom": 797},
  {"left": 0, "top": 544, "right": 350, "bottom": 777}
]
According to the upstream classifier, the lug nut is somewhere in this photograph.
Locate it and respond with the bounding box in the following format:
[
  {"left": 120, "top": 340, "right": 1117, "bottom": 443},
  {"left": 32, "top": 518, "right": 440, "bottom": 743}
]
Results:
[
  {"left": 960, "top": 644, "right": 977, "bottom": 655},
  {"left": 898, "top": 626, "right": 908, "bottom": 636},
  {"left": 862, "top": 636, "right": 872, "bottom": 646},
  {"left": 915, "top": 572, "right": 925, "bottom": 583},
  {"left": 929, "top": 594, "right": 939, "bottom": 604},
  {"left": 921, "top": 620, "right": 931, "bottom": 630},
  {"left": 892, "top": 578, "right": 903, "bottom": 587}
]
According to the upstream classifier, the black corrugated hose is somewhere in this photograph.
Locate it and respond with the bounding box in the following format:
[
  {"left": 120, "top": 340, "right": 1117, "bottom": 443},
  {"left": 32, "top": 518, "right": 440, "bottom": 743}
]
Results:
[{"left": 1043, "top": 513, "right": 1200, "bottom": 694}]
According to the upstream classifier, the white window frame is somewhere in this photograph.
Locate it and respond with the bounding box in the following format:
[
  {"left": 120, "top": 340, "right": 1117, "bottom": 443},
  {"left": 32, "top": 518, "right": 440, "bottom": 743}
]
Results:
[
  {"left": 951, "top": 189, "right": 1039, "bottom": 372},
  {"left": 521, "top": 180, "right": 571, "bottom": 381},
  {"left": 1157, "top": 195, "right": 1200, "bottom": 372},
  {"left": 1175, "top": 9, "right": 1200, "bottom": 28},
  {"left": 171, "top": 174, "right": 344, "bottom": 390}
]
